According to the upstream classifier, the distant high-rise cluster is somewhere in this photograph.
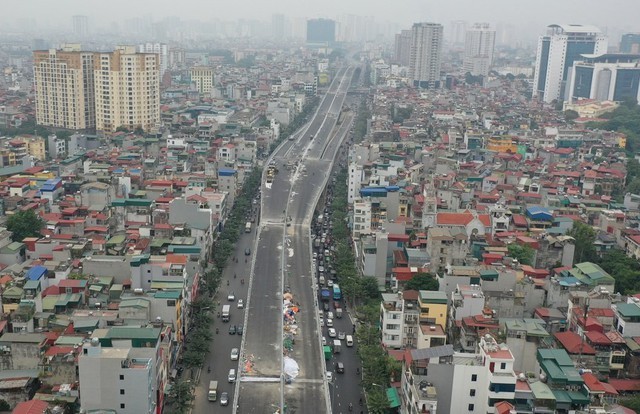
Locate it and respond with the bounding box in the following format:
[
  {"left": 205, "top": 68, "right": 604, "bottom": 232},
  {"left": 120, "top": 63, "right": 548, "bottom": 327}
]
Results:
[
  {"left": 272, "top": 14, "right": 286, "bottom": 40},
  {"left": 72, "top": 15, "right": 89, "bottom": 39},
  {"left": 306, "top": 18, "right": 336, "bottom": 47},
  {"left": 463, "top": 23, "right": 496, "bottom": 77},
  {"left": 33, "top": 45, "right": 160, "bottom": 133},
  {"left": 408, "top": 22, "right": 444, "bottom": 89},
  {"left": 533, "top": 24, "right": 607, "bottom": 103},
  {"left": 394, "top": 30, "right": 412, "bottom": 67}
]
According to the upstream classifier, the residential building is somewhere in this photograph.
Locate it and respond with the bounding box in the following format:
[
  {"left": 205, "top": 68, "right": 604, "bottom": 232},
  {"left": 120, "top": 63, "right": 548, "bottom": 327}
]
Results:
[
  {"left": 190, "top": 67, "right": 214, "bottom": 94},
  {"left": 72, "top": 15, "right": 89, "bottom": 38},
  {"left": 566, "top": 54, "right": 640, "bottom": 103},
  {"left": 394, "top": 30, "right": 412, "bottom": 67},
  {"left": 418, "top": 290, "right": 448, "bottom": 329},
  {"left": 306, "top": 18, "right": 336, "bottom": 47},
  {"left": 12, "top": 135, "right": 46, "bottom": 161},
  {"left": 94, "top": 46, "right": 160, "bottom": 133},
  {"left": 78, "top": 339, "right": 155, "bottom": 414},
  {"left": 463, "top": 23, "right": 496, "bottom": 76},
  {"left": 409, "top": 22, "right": 444, "bottom": 88},
  {"left": 33, "top": 45, "right": 96, "bottom": 130},
  {"left": 138, "top": 43, "right": 168, "bottom": 76},
  {"left": 620, "top": 33, "right": 640, "bottom": 53},
  {"left": 533, "top": 24, "right": 607, "bottom": 103}
]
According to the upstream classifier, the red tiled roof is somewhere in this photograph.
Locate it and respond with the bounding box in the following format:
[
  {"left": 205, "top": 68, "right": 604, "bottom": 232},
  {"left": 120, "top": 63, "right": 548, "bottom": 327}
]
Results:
[
  {"left": 607, "top": 379, "right": 640, "bottom": 392},
  {"left": 554, "top": 331, "right": 596, "bottom": 354},
  {"left": 436, "top": 212, "right": 473, "bottom": 226},
  {"left": 12, "top": 400, "right": 49, "bottom": 414}
]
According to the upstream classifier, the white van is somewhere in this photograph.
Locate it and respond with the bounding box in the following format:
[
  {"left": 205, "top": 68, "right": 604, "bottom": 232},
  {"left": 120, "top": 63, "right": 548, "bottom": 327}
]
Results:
[
  {"left": 346, "top": 335, "right": 354, "bottom": 347},
  {"left": 327, "top": 311, "right": 334, "bottom": 320},
  {"left": 228, "top": 369, "right": 236, "bottom": 383}
]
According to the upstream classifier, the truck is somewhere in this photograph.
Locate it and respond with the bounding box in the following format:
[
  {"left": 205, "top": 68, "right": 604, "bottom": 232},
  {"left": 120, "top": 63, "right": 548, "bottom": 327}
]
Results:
[
  {"left": 321, "top": 288, "right": 331, "bottom": 302},
  {"left": 245, "top": 222, "right": 252, "bottom": 233},
  {"left": 208, "top": 380, "right": 218, "bottom": 401},
  {"left": 333, "top": 339, "right": 342, "bottom": 353},
  {"left": 335, "top": 308, "right": 343, "bottom": 318},
  {"left": 221, "top": 305, "right": 230, "bottom": 322}
]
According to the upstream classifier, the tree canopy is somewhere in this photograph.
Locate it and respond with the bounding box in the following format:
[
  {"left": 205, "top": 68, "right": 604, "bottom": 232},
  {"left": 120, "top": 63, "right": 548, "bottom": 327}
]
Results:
[
  {"left": 404, "top": 273, "right": 439, "bottom": 291},
  {"left": 507, "top": 243, "right": 535, "bottom": 266},
  {"left": 566, "top": 221, "right": 597, "bottom": 264},
  {"left": 7, "top": 210, "right": 44, "bottom": 242}
]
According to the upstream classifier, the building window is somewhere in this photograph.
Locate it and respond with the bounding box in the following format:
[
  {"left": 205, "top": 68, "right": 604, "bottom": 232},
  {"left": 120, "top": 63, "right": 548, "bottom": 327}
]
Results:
[
  {"left": 119, "top": 374, "right": 124, "bottom": 380},
  {"left": 468, "top": 404, "right": 474, "bottom": 411},
  {"left": 469, "top": 389, "right": 476, "bottom": 397},
  {"left": 471, "top": 374, "right": 477, "bottom": 382},
  {"left": 120, "top": 389, "right": 125, "bottom": 395},
  {"left": 500, "top": 362, "right": 506, "bottom": 370},
  {"left": 120, "top": 404, "right": 125, "bottom": 409}
]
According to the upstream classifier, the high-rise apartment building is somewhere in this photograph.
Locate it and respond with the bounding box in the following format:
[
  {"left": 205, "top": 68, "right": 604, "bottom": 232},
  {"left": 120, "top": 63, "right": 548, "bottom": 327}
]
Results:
[
  {"left": 190, "top": 67, "right": 214, "bottom": 94},
  {"left": 272, "top": 14, "right": 286, "bottom": 39},
  {"left": 533, "top": 24, "right": 607, "bottom": 103},
  {"left": 394, "top": 30, "right": 412, "bottom": 66},
  {"left": 138, "top": 43, "right": 168, "bottom": 75},
  {"left": 566, "top": 54, "right": 640, "bottom": 103},
  {"left": 409, "top": 22, "right": 443, "bottom": 89},
  {"left": 94, "top": 46, "right": 160, "bottom": 133},
  {"left": 73, "top": 15, "right": 89, "bottom": 38},
  {"left": 449, "top": 20, "right": 467, "bottom": 46},
  {"left": 620, "top": 33, "right": 640, "bottom": 53},
  {"left": 463, "top": 23, "right": 496, "bottom": 76},
  {"left": 306, "top": 18, "right": 336, "bottom": 47},
  {"left": 33, "top": 44, "right": 96, "bottom": 130}
]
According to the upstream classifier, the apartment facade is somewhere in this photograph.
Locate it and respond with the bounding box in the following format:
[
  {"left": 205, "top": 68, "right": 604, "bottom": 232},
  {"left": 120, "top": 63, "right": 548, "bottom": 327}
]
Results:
[
  {"left": 33, "top": 45, "right": 96, "bottom": 130},
  {"left": 409, "top": 22, "right": 444, "bottom": 88},
  {"left": 190, "top": 66, "right": 214, "bottom": 94},
  {"left": 94, "top": 46, "right": 160, "bottom": 132},
  {"left": 463, "top": 23, "right": 496, "bottom": 76}
]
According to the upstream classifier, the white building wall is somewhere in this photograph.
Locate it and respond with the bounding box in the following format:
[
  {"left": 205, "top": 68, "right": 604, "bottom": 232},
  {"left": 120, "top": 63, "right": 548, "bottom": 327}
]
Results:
[{"left": 450, "top": 363, "right": 488, "bottom": 413}]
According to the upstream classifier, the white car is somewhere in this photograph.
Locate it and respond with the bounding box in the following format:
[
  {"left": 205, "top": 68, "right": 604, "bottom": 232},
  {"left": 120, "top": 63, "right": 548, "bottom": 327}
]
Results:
[
  {"left": 326, "top": 318, "right": 334, "bottom": 327},
  {"left": 328, "top": 328, "right": 337, "bottom": 338},
  {"left": 227, "top": 292, "right": 235, "bottom": 301},
  {"left": 237, "top": 299, "right": 244, "bottom": 309},
  {"left": 319, "top": 317, "right": 325, "bottom": 327},
  {"left": 328, "top": 280, "right": 334, "bottom": 287},
  {"left": 322, "top": 336, "right": 327, "bottom": 346},
  {"left": 230, "top": 348, "right": 239, "bottom": 361},
  {"left": 338, "top": 331, "right": 346, "bottom": 340},
  {"left": 326, "top": 371, "right": 333, "bottom": 382}
]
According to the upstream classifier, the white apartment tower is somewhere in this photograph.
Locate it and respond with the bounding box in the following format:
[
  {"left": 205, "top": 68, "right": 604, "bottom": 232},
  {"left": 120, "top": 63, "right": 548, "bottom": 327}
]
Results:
[
  {"left": 33, "top": 44, "right": 96, "bottom": 130},
  {"left": 138, "top": 43, "right": 168, "bottom": 75},
  {"left": 78, "top": 341, "right": 155, "bottom": 414},
  {"left": 463, "top": 23, "right": 496, "bottom": 76},
  {"left": 409, "top": 22, "right": 444, "bottom": 89},
  {"left": 94, "top": 46, "right": 160, "bottom": 132},
  {"left": 533, "top": 24, "right": 607, "bottom": 103}
]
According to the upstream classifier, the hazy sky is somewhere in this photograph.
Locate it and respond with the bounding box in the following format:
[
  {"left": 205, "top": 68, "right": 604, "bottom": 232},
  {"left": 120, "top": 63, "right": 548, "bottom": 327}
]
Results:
[{"left": 4, "top": 0, "right": 639, "bottom": 33}]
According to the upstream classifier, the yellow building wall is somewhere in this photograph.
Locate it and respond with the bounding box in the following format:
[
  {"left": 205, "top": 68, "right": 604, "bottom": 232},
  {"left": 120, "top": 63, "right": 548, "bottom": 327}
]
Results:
[{"left": 419, "top": 303, "right": 448, "bottom": 328}]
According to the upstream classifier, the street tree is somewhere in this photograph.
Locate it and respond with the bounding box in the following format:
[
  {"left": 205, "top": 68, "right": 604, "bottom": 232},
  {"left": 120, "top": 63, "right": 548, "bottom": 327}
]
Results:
[
  {"left": 166, "top": 379, "right": 194, "bottom": 414},
  {"left": 366, "top": 388, "right": 389, "bottom": 414},
  {"left": 7, "top": 209, "right": 44, "bottom": 242}
]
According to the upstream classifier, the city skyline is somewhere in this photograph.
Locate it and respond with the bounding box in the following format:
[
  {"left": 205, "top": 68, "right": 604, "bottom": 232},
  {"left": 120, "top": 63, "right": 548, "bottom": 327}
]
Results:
[{"left": 1, "top": 0, "right": 638, "bottom": 40}]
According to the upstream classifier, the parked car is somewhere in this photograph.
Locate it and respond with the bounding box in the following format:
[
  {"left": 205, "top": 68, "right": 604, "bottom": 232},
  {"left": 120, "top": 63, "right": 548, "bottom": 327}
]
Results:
[{"left": 231, "top": 348, "right": 239, "bottom": 360}]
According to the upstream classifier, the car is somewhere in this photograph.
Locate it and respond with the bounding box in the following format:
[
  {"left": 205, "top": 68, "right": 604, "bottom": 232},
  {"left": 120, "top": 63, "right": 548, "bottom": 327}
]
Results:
[
  {"left": 323, "top": 302, "right": 330, "bottom": 311},
  {"left": 313, "top": 252, "right": 318, "bottom": 259},
  {"left": 336, "top": 362, "right": 345, "bottom": 373},
  {"left": 237, "top": 299, "right": 244, "bottom": 309},
  {"left": 327, "top": 280, "right": 334, "bottom": 287},
  {"left": 228, "top": 325, "right": 237, "bottom": 335},
  {"left": 319, "top": 317, "right": 324, "bottom": 327},
  {"left": 237, "top": 325, "right": 244, "bottom": 335},
  {"left": 326, "top": 318, "right": 333, "bottom": 327},
  {"left": 245, "top": 248, "right": 251, "bottom": 256},
  {"left": 231, "top": 348, "right": 239, "bottom": 360},
  {"left": 220, "top": 391, "right": 229, "bottom": 406},
  {"left": 338, "top": 331, "right": 346, "bottom": 340},
  {"left": 227, "top": 292, "right": 235, "bottom": 301},
  {"left": 326, "top": 371, "right": 333, "bottom": 382},
  {"left": 228, "top": 369, "right": 236, "bottom": 383},
  {"left": 322, "top": 336, "right": 327, "bottom": 346},
  {"left": 328, "top": 328, "right": 337, "bottom": 338}
]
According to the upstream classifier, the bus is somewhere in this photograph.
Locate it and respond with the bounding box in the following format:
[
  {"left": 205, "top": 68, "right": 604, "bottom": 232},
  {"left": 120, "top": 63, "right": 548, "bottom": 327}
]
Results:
[{"left": 332, "top": 284, "right": 341, "bottom": 301}]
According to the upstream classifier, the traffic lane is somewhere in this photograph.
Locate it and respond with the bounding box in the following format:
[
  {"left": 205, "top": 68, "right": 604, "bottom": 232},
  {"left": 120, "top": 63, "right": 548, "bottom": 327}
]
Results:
[
  {"left": 242, "top": 225, "right": 284, "bottom": 377},
  {"left": 329, "top": 312, "right": 363, "bottom": 412},
  {"left": 261, "top": 166, "right": 295, "bottom": 221},
  {"left": 237, "top": 382, "right": 281, "bottom": 413},
  {"left": 288, "top": 160, "right": 332, "bottom": 222},
  {"left": 192, "top": 234, "right": 253, "bottom": 414}
]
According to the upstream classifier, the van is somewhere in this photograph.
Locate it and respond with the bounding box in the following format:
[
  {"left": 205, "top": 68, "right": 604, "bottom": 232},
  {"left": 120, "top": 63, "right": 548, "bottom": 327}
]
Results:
[
  {"left": 327, "top": 311, "right": 334, "bottom": 320},
  {"left": 336, "top": 362, "right": 345, "bottom": 373},
  {"left": 346, "top": 335, "right": 354, "bottom": 347},
  {"left": 319, "top": 275, "right": 325, "bottom": 285},
  {"left": 228, "top": 369, "right": 236, "bottom": 383}
]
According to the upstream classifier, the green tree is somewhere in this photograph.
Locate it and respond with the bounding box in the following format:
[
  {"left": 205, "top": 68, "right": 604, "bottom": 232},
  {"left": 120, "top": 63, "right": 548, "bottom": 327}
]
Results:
[
  {"left": 566, "top": 221, "right": 597, "bottom": 264},
  {"left": 6, "top": 210, "right": 44, "bottom": 242},
  {"left": 621, "top": 395, "right": 640, "bottom": 412},
  {"left": 404, "top": 273, "right": 439, "bottom": 291},
  {"left": 564, "top": 109, "right": 579, "bottom": 121},
  {"left": 166, "top": 379, "right": 195, "bottom": 414},
  {"left": 0, "top": 400, "right": 10, "bottom": 411},
  {"left": 507, "top": 243, "right": 535, "bottom": 266},
  {"left": 366, "top": 388, "right": 389, "bottom": 414},
  {"left": 599, "top": 249, "right": 640, "bottom": 294}
]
